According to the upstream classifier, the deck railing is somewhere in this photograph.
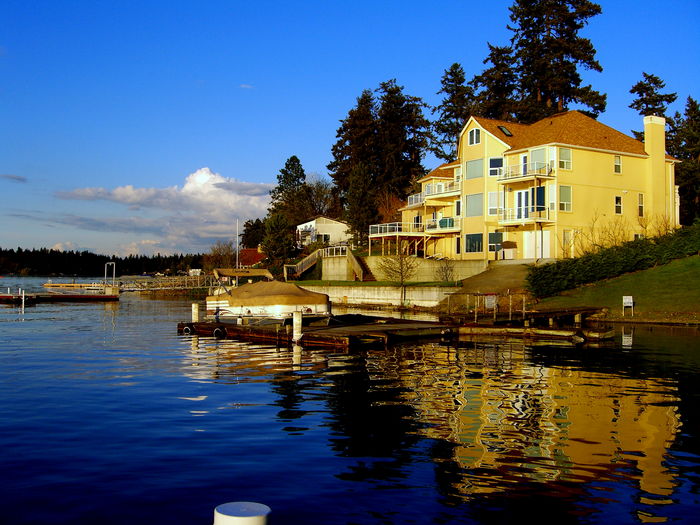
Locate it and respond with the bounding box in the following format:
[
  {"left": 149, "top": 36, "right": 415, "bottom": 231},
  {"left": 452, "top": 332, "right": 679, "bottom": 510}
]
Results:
[
  {"left": 407, "top": 179, "right": 461, "bottom": 206},
  {"left": 500, "top": 207, "right": 552, "bottom": 222},
  {"left": 499, "top": 162, "right": 554, "bottom": 181}
]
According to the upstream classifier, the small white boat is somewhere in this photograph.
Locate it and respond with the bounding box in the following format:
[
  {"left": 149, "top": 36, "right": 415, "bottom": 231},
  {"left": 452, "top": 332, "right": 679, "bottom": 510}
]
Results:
[{"left": 206, "top": 280, "right": 331, "bottom": 320}]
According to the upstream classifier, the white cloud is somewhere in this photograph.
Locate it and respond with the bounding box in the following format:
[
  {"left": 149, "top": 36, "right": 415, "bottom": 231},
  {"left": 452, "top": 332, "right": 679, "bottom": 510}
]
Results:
[
  {"left": 47, "top": 168, "right": 274, "bottom": 254},
  {"left": 239, "top": 84, "right": 254, "bottom": 89}
]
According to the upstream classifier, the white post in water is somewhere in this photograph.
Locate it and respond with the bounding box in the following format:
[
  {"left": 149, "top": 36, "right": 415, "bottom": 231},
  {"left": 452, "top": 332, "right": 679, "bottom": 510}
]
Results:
[
  {"left": 214, "top": 502, "right": 271, "bottom": 525},
  {"left": 192, "top": 303, "right": 200, "bottom": 322},
  {"left": 292, "top": 311, "right": 302, "bottom": 343}
]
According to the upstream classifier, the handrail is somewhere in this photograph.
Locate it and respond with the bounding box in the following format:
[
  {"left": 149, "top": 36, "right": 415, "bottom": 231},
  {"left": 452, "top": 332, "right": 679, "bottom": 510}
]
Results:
[
  {"left": 499, "top": 162, "right": 554, "bottom": 180},
  {"left": 500, "top": 207, "right": 552, "bottom": 222},
  {"left": 346, "top": 249, "right": 364, "bottom": 281}
]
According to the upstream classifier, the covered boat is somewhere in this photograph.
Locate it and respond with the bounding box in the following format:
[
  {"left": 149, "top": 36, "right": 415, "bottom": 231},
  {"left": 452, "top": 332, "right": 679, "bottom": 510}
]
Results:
[{"left": 206, "top": 280, "right": 331, "bottom": 319}]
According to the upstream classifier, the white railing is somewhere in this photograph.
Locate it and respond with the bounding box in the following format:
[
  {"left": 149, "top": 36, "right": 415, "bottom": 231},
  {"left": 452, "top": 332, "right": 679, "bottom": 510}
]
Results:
[
  {"left": 370, "top": 218, "right": 460, "bottom": 236},
  {"left": 369, "top": 222, "right": 424, "bottom": 235},
  {"left": 424, "top": 217, "right": 461, "bottom": 231},
  {"left": 407, "top": 180, "right": 461, "bottom": 206},
  {"left": 322, "top": 246, "right": 347, "bottom": 257},
  {"left": 499, "top": 162, "right": 554, "bottom": 181},
  {"left": 500, "top": 207, "right": 553, "bottom": 222}
]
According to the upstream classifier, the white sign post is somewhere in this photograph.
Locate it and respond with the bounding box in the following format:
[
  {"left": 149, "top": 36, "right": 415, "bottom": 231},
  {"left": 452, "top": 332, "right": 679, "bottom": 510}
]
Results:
[{"left": 622, "top": 296, "right": 634, "bottom": 316}]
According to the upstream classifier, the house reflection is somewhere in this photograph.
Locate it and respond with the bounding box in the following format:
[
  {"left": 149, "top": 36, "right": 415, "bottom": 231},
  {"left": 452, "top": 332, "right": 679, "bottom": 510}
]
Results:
[{"left": 367, "top": 340, "right": 681, "bottom": 504}]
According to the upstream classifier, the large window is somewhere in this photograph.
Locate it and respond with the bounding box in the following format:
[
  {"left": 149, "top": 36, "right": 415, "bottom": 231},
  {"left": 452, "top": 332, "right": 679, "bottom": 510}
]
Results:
[
  {"left": 466, "top": 159, "right": 483, "bottom": 179},
  {"left": 468, "top": 128, "right": 481, "bottom": 145},
  {"left": 559, "top": 147, "right": 572, "bottom": 170},
  {"left": 559, "top": 185, "right": 572, "bottom": 212},
  {"left": 488, "top": 157, "right": 503, "bottom": 177},
  {"left": 465, "top": 233, "right": 483, "bottom": 252},
  {"left": 465, "top": 193, "right": 483, "bottom": 217},
  {"left": 615, "top": 195, "right": 623, "bottom": 215}
]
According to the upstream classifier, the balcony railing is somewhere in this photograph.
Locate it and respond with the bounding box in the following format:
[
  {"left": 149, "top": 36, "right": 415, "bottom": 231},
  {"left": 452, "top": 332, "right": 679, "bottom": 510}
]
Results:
[
  {"left": 370, "top": 218, "right": 460, "bottom": 236},
  {"left": 407, "top": 179, "right": 461, "bottom": 206},
  {"left": 499, "top": 207, "right": 553, "bottom": 223},
  {"left": 425, "top": 217, "right": 461, "bottom": 231},
  {"left": 499, "top": 162, "right": 554, "bottom": 181}
]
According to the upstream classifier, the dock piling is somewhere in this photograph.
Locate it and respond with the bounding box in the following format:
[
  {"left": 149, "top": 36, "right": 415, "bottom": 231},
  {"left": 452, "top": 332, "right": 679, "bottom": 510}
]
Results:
[
  {"left": 192, "top": 303, "right": 200, "bottom": 322},
  {"left": 292, "top": 311, "right": 302, "bottom": 343},
  {"left": 214, "top": 501, "right": 271, "bottom": 524}
]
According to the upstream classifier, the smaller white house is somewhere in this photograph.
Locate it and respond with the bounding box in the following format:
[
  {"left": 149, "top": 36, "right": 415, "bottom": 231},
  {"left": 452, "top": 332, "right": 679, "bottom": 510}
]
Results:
[{"left": 296, "top": 216, "right": 351, "bottom": 247}]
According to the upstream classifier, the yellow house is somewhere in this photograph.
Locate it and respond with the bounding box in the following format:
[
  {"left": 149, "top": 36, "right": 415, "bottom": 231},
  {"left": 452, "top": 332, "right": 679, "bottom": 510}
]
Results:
[{"left": 369, "top": 111, "right": 679, "bottom": 261}]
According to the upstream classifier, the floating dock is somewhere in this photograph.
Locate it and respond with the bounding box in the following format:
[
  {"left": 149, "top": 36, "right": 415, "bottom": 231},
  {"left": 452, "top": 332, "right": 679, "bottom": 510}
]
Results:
[
  {"left": 178, "top": 314, "right": 456, "bottom": 349},
  {"left": 0, "top": 292, "right": 119, "bottom": 305}
]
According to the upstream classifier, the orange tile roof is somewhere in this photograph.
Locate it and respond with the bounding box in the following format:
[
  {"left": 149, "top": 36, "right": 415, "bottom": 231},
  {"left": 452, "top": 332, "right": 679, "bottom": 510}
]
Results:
[
  {"left": 418, "top": 162, "right": 457, "bottom": 182},
  {"left": 473, "top": 111, "right": 647, "bottom": 156}
]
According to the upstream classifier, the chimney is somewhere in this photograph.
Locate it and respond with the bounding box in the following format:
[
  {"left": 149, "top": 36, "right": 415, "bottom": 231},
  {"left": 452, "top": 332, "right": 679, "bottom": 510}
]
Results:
[{"left": 643, "top": 115, "right": 667, "bottom": 216}]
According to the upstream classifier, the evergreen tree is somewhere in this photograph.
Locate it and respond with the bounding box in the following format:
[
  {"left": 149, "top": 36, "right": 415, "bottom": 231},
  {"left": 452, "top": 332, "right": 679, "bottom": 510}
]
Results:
[
  {"left": 668, "top": 97, "right": 700, "bottom": 225},
  {"left": 432, "top": 63, "right": 475, "bottom": 162},
  {"left": 375, "top": 79, "right": 431, "bottom": 198},
  {"left": 269, "top": 155, "right": 306, "bottom": 210},
  {"left": 328, "top": 90, "right": 379, "bottom": 205},
  {"left": 470, "top": 44, "right": 519, "bottom": 120},
  {"left": 344, "top": 162, "right": 378, "bottom": 244},
  {"left": 629, "top": 72, "right": 678, "bottom": 140},
  {"left": 261, "top": 212, "right": 296, "bottom": 265},
  {"left": 508, "top": 0, "right": 606, "bottom": 122},
  {"left": 241, "top": 218, "right": 265, "bottom": 249},
  {"left": 268, "top": 156, "right": 311, "bottom": 226}
]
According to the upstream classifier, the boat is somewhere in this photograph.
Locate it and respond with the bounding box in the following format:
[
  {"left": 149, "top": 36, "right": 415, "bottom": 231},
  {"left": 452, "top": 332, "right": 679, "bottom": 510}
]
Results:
[{"left": 205, "top": 280, "right": 331, "bottom": 320}]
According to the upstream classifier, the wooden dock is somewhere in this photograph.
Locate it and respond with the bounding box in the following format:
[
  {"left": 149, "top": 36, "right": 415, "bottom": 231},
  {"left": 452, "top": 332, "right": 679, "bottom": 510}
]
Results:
[
  {"left": 177, "top": 314, "right": 456, "bottom": 349},
  {"left": 0, "top": 292, "right": 119, "bottom": 305}
]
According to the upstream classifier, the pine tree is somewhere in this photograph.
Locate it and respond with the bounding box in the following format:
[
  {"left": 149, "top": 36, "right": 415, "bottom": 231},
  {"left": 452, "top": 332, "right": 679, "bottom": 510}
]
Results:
[
  {"left": 470, "top": 44, "right": 519, "bottom": 120},
  {"left": 344, "top": 162, "right": 379, "bottom": 244},
  {"left": 270, "top": 155, "right": 306, "bottom": 207},
  {"left": 261, "top": 212, "right": 296, "bottom": 266},
  {"left": 431, "top": 63, "right": 475, "bottom": 162},
  {"left": 241, "top": 218, "right": 265, "bottom": 249},
  {"left": 668, "top": 97, "right": 700, "bottom": 225},
  {"left": 375, "top": 79, "right": 431, "bottom": 198},
  {"left": 629, "top": 72, "right": 678, "bottom": 140},
  {"left": 508, "top": 0, "right": 606, "bottom": 122},
  {"left": 328, "top": 90, "right": 379, "bottom": 205}
]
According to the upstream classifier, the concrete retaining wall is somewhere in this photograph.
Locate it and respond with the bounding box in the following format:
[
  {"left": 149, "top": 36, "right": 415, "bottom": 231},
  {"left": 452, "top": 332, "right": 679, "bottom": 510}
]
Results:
[
  {"left": 298, "top": 284, "right": 459, "bottom": 308},
  {"left": 365, "top": 256, "right": 487, "bottom": 281}
]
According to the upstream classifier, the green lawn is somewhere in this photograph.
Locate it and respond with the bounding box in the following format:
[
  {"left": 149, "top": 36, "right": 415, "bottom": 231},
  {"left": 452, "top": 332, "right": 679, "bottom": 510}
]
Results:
[{"left": 535, "top": 255, "right": 700, "bottom": 320}]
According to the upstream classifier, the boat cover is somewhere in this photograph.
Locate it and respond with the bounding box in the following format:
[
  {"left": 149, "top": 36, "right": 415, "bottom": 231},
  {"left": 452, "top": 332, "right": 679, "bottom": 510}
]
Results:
[{"left": 213, "top": 280, "right": 329, "bottom": 307}]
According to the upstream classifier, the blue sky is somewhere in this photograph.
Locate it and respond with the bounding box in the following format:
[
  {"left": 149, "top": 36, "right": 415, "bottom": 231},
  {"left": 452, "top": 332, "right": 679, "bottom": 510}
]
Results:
[{"left": 2, "top": 0, "right": 698, "bottom": 257}]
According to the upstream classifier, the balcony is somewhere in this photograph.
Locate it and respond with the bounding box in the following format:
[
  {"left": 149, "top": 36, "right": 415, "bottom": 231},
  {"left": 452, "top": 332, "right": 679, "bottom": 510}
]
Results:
[
  {"left": 407, "top": 179, "right": 461, "bottom": 206},
  {"left": 369, "top": 217, "right": 461, "bottom": 237},
  {"left": 499, "top": 207, "right": 554, "bottom": 224},
  {"left": 498, "top": 162, "right": 554, "bottom": 183}
]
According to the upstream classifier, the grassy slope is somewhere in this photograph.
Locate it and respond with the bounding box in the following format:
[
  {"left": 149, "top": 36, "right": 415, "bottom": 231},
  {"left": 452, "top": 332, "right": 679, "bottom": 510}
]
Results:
[{"left": 535, "top": 254, "right": 700, "bottom": 322}]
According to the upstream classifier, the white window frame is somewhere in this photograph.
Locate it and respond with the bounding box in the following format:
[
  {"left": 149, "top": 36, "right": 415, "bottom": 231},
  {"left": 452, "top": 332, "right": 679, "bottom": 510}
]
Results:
[
  {"left": 487, "top": 191, "right": 504, "bottom": 216},
  {"left": 638, "top": 193, "right": 644, "bottom": 217},
  {"left": 559, "top": 185, "right": 572, "bottom": 212},
  {"left": 614, "top": 155, "right": 622, "bottom": 174},
  {"left": 468, "top": 128, "right": 481, "bottom": 146},
  {"left": 488, "top": 157, "right": 504, "bottom": 177},
  {"left": 615, "top": 195, "right": 623, "bottom": 215},
  {"left": 559, "top": 147, "right": 572, "bottom": 170}
]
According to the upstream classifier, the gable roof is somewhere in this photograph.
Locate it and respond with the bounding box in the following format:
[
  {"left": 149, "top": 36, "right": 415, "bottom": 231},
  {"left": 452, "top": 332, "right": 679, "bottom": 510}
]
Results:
[
  {"left": 473, "top": 111, "right": 647, "bottom": 156},
  {"left": 418, "top": 161, "right": 459, "bottom": 182}
]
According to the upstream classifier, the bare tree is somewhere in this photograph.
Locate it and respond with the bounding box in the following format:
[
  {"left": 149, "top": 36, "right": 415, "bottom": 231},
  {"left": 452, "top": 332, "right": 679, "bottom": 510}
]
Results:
[
  {"left": 203, "top": 240, "right": 236, "bottom": 272},
  {"left": 377, "top": 240, "right": 419, "bottom": 306},
  {"left": 434, "top": 258, "right": 455, "bottom": 282}
]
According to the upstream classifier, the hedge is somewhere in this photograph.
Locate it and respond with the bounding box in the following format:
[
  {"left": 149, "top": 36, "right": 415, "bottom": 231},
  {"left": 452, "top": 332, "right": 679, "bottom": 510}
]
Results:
[{"left": 526, "top": 221, "right": 700, "bottom": 298}]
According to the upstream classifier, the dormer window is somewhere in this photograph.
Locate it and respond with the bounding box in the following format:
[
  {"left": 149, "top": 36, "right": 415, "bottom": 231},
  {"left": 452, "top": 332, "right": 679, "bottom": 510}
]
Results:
[{"left": 468, "top": 128, "right": 481, "bottom": 145}]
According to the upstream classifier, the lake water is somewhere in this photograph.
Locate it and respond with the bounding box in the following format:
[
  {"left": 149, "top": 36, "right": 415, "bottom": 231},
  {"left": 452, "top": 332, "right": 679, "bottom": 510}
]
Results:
[{"left": 1, "top": 277, "right": 699, "bottom": 524}]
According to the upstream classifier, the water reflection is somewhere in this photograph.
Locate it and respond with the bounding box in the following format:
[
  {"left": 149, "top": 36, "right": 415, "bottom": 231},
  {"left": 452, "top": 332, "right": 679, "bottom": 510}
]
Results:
[{"left": 178, "top": 325, "right": 691, "bottom": 522}]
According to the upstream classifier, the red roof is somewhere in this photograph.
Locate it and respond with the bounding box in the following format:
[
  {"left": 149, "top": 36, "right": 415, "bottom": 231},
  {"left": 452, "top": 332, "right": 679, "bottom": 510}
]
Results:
[{"left": 239, "top": 248, "right": 265, "bottom": 267}]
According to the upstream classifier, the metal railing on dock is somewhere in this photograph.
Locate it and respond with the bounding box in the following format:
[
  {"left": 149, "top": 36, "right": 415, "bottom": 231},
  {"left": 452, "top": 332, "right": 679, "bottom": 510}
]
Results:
[{"left": 119, "top": 275, "right": 217, "bottom": 291}]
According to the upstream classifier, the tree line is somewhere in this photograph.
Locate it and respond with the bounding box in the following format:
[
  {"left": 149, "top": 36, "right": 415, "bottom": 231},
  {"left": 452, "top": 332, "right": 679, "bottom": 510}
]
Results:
[{"left": 0, "top": 247, "right": 203, "bottom": 277}]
